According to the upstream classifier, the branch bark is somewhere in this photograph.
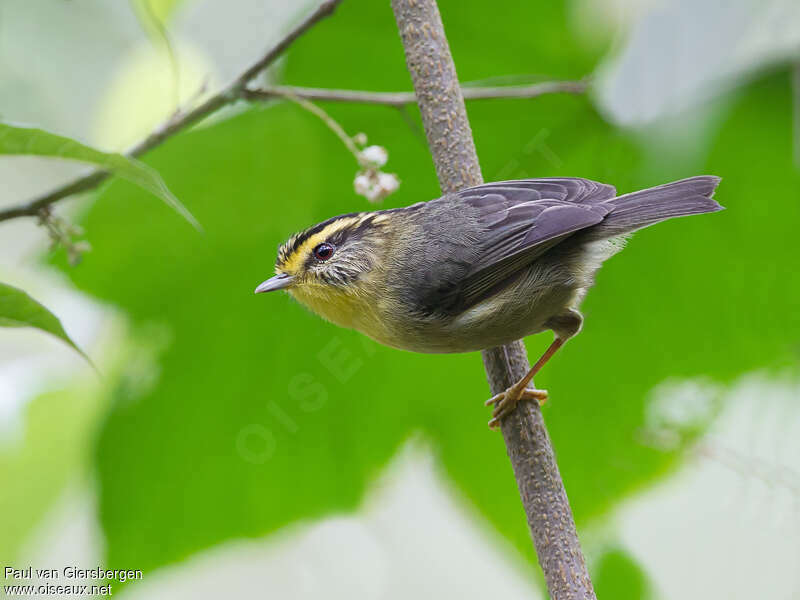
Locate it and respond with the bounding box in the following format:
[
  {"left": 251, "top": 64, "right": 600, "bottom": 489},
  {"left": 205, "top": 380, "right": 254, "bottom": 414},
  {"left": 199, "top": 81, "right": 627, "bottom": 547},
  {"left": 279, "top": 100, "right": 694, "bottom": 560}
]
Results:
[
  {"left": 391, "top": 1, "right": 595, "bottom": 598},
  {"left": 0, "top": 78, "right": 586, "bottom": 225},
  {"left": 242, "top": 79, "right": 588, "bottom": 107}
]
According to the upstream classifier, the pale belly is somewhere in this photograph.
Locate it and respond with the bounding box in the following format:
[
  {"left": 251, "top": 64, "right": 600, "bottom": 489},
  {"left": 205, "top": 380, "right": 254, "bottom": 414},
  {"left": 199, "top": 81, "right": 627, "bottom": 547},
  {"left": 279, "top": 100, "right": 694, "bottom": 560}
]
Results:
[
  {"left": 292, "top": 281, "right": 575, "bottom": 354},
  {"left": 382, "top": 277, "right": 579, "bottom": 354}
]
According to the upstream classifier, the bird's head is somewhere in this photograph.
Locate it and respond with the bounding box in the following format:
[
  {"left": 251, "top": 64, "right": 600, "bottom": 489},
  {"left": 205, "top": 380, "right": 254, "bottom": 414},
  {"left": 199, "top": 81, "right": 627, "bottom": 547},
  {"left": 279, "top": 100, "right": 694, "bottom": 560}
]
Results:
[{"left": 255, "top": 212, "right": 390, "bottom": 326}]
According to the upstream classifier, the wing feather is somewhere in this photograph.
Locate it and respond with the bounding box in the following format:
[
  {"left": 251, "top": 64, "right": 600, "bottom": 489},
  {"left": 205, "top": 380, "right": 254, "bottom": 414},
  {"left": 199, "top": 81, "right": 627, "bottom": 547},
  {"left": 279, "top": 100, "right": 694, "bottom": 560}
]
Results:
[{"left": 425, "top": 178, "right": 615, "bottom": 314}]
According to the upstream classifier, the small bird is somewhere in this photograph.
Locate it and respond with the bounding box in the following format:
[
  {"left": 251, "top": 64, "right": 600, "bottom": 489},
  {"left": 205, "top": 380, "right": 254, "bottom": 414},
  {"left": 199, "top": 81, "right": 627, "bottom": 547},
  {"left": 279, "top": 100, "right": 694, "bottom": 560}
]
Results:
[{"left": 256, "top": 176, "right": 722, "bottom": 428}]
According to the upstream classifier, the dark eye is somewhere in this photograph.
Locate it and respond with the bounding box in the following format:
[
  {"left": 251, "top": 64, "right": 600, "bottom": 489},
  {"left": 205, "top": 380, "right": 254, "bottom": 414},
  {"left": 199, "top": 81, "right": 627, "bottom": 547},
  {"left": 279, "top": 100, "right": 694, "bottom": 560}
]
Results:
[{"left": 313, "top": 243, "right": 335, "bottom": 261}]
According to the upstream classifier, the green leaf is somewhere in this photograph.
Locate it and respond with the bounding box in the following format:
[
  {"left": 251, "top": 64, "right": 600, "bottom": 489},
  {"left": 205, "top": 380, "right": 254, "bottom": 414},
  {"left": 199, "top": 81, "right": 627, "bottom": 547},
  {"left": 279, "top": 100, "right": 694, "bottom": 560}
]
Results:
[
  {"left": 133, "top": 0, "right": 186, "bottom": 25},
  {"left": 55, "top": 0, "right": 800, "bottom": 584},
  {"left": 0, "top": 282, "right": 89, "bottom": 362},
  {"left": 58, "top": 102, "right": 647, "bottom": 575},
  {"left": 129, "top": 0, "right": 180, "bottom": 106},
  {"left": 593, "top": 548, "right": 653, "bottom": 600},
  {"left": 0, "top": 122, "right": 199, "bottom": 229}
]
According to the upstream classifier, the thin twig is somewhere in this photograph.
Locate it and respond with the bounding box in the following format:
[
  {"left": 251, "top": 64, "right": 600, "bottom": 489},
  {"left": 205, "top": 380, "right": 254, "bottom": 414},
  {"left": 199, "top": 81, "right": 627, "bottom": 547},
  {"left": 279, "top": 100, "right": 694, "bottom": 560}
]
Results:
[
  {"left": 0, "top": 0, "right": 343, "bottom": 224},
  {"left": 275, "top": 90, "right": 364, "bottom": 166},
  {"left": 241, "top": 79, "right": 588, "bottom": 107},
  {"left": 391, "top": 1, "right": 596, "bottom": 598},
  {"left": 697, "top": 439, "right": 800, "bottom": 496},
  {"left": 0, "top": 75, "right": 587, "bottom": 225}
]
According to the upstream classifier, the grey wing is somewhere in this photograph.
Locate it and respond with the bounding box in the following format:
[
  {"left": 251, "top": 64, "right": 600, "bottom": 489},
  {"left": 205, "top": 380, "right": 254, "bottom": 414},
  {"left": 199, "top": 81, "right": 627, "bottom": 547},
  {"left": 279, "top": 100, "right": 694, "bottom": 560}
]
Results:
[{"left": 424, "top": 178, "right": 616, "bottom": 315}]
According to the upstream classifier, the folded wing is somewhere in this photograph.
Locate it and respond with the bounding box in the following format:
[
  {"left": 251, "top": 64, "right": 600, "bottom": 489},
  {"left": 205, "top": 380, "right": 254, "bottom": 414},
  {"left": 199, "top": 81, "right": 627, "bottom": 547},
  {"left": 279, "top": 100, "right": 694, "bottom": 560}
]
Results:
[{"left": 421, "top": 178, "right": 615, "bottom": 314}]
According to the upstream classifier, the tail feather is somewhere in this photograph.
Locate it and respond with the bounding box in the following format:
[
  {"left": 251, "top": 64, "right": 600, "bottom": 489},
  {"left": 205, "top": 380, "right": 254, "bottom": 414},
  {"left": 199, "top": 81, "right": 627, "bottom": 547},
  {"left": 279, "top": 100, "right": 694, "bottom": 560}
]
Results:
[{"left": 585, "top": 176, "right": 723, "bottom": 240}]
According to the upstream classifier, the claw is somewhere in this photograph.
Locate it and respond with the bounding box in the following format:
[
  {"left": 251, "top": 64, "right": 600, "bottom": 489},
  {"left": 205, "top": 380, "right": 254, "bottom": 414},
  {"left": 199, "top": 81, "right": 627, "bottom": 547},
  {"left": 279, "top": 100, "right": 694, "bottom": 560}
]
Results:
[{"left": 484, "top": 386, "right": 549, "bottom": 430}]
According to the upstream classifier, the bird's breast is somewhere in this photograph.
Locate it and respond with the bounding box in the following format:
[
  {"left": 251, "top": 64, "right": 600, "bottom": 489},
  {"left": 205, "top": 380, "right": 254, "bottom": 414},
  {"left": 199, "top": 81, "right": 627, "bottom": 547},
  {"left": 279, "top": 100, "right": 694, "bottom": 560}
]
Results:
[{"left": 289, "top": 283, "right": 395, "bottom": 345}]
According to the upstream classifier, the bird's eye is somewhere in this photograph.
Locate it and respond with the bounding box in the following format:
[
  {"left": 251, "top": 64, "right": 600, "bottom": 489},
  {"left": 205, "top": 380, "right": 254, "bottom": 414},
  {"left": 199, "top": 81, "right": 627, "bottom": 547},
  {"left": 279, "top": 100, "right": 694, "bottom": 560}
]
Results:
[{"left": 313, "top": 243, "right": 335, "bottom": 261}]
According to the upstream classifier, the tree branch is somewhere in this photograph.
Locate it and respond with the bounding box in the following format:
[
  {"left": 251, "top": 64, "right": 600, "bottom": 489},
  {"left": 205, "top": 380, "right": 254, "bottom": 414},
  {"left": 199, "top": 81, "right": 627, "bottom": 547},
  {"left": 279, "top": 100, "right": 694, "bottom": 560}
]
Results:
[
  {"left": 0, "top": 76, "right": 586, "bottom": 225},
  {"left": 0, "top": 0, "right": 344, "bottom": 224},
  {"left": 390, "top": 1, "right": 595, "bottom": 599},
  {"left": 1, "top": 58, "right": 586, "bottom": 224},
  {"left": 241, "top": 79, "right": 588, "bottom": 107}
]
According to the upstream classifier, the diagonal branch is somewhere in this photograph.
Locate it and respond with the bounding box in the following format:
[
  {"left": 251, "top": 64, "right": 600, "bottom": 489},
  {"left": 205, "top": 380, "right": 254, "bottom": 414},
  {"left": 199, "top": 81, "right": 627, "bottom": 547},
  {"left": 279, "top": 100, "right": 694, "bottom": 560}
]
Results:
[
  {"left": 0, "top": 0, "right": 344, "bottom": 224},
  {"left": 1, "top": 63, "right": 587, "bottom": 223},
  {"left": 391, "top": 1, "right": 596, "bottom": 599}
]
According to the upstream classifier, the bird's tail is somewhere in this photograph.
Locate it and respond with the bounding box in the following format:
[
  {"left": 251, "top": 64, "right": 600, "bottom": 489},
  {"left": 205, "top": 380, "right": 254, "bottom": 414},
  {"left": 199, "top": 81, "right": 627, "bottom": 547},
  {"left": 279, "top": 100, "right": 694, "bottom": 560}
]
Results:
[{"left": 585, "top": 175, "right": 723, "bottom": 241}]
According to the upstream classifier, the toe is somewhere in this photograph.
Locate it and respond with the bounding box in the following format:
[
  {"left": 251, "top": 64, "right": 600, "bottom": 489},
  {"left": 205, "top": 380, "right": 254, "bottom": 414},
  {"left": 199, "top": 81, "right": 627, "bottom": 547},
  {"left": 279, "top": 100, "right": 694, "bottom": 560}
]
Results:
[
  {"left": 521, "top": 388, "right": 548, "bottom": 400},
  {"left": 485, "top": 392, "right": 504, "bottom": 407},
  {"left": 492, "top": 398, "right": 517, "bottom": 420}
]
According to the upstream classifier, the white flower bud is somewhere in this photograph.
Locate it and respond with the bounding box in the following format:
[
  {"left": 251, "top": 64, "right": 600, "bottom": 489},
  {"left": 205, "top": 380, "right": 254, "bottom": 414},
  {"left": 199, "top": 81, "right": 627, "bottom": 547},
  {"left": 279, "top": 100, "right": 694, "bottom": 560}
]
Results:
[
  {"left": 354, "top": 173, "right": 372, "bottom": 196},
  {"left": 360, "top": 145, "right": 388, "bottom": 167},
  {"left": 352, "top": 132, "right": 368, "bottom": 146},
  {"left": 377, "top": 172, "right": 400, "bottom": 195}
]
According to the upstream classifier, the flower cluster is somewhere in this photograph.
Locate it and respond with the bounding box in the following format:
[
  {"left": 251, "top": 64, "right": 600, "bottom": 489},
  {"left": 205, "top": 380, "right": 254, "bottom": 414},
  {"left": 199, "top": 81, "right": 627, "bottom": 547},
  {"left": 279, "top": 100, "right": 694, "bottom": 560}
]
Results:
[
  {"left": 352, "top": 135, "right": 400, "bottom": 204},
  {"left": 37, "top": 209, "right": 91, "bottom": 266}
]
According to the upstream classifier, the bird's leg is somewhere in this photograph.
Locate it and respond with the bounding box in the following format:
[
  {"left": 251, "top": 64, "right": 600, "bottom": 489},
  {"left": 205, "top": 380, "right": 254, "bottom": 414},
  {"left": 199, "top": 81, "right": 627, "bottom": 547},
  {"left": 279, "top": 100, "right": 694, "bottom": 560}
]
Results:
[{"left": 485, "top": 337, "right": 565, "bottom": 429}]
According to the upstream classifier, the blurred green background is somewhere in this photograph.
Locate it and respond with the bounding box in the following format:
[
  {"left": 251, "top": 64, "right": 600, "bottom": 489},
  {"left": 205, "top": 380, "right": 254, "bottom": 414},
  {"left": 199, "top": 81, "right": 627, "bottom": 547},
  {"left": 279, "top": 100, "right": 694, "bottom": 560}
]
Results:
[{"left": 1, "top": 1, "right": 798, "bottom": 598}]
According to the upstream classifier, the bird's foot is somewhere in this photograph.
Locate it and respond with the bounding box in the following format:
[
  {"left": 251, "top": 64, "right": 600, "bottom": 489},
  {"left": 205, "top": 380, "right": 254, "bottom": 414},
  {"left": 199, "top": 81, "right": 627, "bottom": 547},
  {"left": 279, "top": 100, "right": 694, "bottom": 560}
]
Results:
[{"left": 485, "top": 384, "right": 548, "bottom": 430}]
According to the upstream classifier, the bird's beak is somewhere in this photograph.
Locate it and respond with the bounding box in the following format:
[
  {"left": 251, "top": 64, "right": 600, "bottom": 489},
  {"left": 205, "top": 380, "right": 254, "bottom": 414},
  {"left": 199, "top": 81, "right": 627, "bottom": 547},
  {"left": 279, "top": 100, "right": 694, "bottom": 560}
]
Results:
[{"left": 254, "top": 273, "right": 294, "bottom": 294}]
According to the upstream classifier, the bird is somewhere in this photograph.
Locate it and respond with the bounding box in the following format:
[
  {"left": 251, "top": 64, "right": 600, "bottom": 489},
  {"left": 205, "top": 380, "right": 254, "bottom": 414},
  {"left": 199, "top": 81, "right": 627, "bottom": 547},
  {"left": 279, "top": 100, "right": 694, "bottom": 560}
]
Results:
[{"left": 256, "top": 176, "right": 723, "bottom": 428}]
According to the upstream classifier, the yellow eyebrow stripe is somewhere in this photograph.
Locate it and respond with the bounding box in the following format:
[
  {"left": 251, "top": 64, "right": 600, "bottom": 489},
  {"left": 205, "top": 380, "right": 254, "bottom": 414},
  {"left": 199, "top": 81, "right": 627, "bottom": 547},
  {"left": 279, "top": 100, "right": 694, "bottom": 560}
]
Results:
[{"left": 279, "top": 217, "right": 361, "bottom": 274}]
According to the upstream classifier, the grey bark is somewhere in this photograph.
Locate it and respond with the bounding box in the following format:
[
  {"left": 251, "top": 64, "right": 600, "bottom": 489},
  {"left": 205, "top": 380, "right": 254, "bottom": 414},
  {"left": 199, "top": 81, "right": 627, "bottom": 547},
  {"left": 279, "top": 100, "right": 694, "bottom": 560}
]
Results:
[
  {"left": 241, "top": 79, "right": 588, "bottom": 107},
  {"left": 391, "top": 1, "right": 596, "bottom": 598}
]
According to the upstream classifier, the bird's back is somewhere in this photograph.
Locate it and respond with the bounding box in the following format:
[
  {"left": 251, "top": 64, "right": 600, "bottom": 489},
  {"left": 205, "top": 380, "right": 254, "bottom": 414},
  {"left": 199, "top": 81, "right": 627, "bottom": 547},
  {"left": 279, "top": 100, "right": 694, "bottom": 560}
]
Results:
[{"left": 376, "top": 176, "right": 721, "bottom": 353}]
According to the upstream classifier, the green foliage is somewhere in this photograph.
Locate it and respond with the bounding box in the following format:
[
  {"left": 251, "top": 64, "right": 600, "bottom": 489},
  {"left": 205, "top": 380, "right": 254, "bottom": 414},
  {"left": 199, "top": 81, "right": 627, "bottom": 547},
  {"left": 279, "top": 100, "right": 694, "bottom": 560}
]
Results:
[
  {"left": 0, "top": 282, "right": 88, "bottom": 362},
  {"left": 593, "top": 548, "right": 652, "bottom": 600},
  {"left": 129, "top": 0, "right": 180, "bottom": 98},
  {"left": 46, "top": 0, "right": 800, "bottom": 586},
  {"left": 0, "top": 122, "right": 198, "bottom": 229},
  {"left": 132, "top": 0, "right": 186, "bottom": 26}
]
